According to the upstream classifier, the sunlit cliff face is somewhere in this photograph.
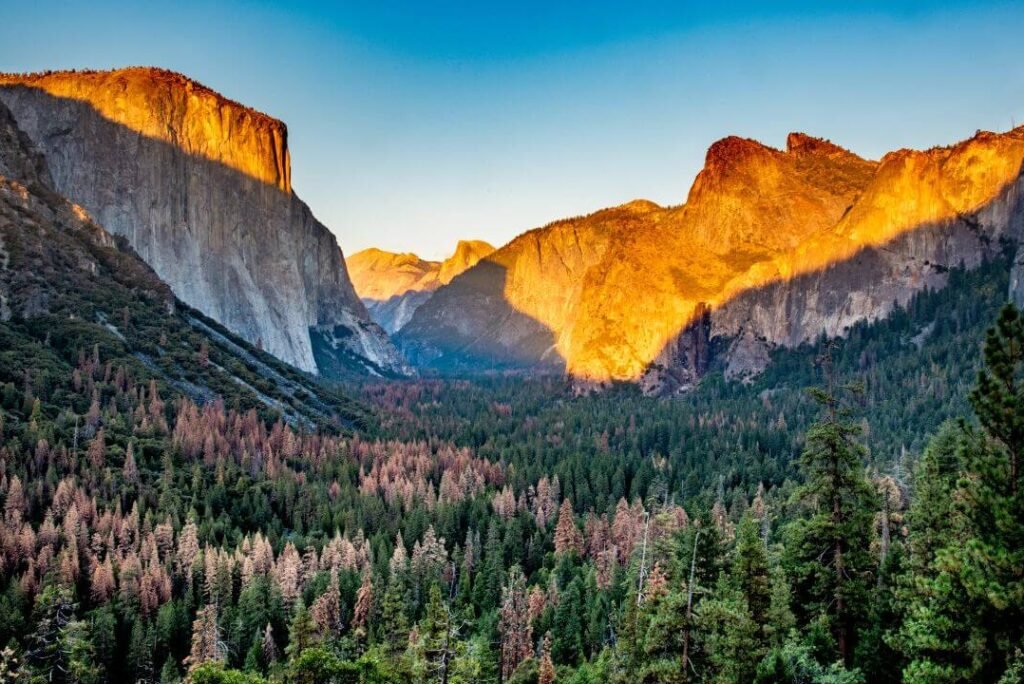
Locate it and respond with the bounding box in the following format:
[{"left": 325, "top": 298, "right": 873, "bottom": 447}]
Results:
[
  {"left": 347, "top": 240, "right": 496, "bottom": 302},
  {"left": 0, "top": 68, "right": 291, "bottom": 192},
  {"left": 0, "top": 67, "right": 410, "bottom": 377},
  {"left": 486, "top": 127, "right": 1024, "bottom": 384}
]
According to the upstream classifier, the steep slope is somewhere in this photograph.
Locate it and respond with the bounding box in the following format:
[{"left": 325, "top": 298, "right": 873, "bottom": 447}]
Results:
[
  {"left": 0, "top": 98, "right": 365, "bottom": 429},
  {"left": 400, "top": 129, "right": 1024, "bottom": 391},
  {"left": 347, "top": 239, "right": 494, "bottom": 333},
  {"left": 0, "top": 67, "right": 408, "bottom": 378},
  {"left": 398, "top": 202, "right": 661, "bottom": 370}
]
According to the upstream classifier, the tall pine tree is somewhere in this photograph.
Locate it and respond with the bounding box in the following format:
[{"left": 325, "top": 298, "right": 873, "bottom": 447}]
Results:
[{"left": 784, "top": 349, "right": 876, "bottom": 665}]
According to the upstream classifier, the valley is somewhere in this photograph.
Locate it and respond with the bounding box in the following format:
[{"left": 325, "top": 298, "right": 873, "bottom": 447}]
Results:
[{"left": 0, "top": 62, "right": 1021, "bottom": 684}]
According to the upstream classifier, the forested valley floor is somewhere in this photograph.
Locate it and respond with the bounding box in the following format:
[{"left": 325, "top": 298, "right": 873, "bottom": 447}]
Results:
[{"left": 0, "top": 256, "right": 1022, "bottom": 683}]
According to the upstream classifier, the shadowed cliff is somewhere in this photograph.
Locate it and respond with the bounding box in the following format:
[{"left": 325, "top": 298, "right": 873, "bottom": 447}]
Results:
[
  {"left": 0, "top": 69, "right": 409, "bottom": 378},
  {"left": 399, "top": 260, "right": 560, "bottom": 372}
]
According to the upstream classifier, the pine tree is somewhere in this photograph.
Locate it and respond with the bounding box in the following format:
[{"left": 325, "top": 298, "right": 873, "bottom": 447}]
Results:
[
  {"left": 186, "top": 604, "right": 226, "bottom": 674},
  {"left": 260, "top": 623, "right": 277, "bottom": 667},
  {"left": 892, "top": 424, "right": 984, "bottom": 682},
  {"left": 26, "top": 584, "right": 77, "bottom": 682},
  {"left": 310, "top": 570, "right": 342, "bottom": 640},
  {"left": 969, "top": 304, "right": 1024, "bottom": 491},
  {"left": 498, "top": 565, "right": 532, "bottom": 681},
  {"left": 352, "top": 571, "right": 373, "bottom": 634},
  {"left": 474, "top": 519, "right": 504, "bottom": 611},
  {"left": 551, "top": 578, "right": 584, "bottom": 665},
  {"left": 732, "top": 513, "right": 772, "bottom": 634},
  {"left": 285, "top": 602, "right": 316, "bottom": 662},
  {"left": 698, "top": 576, "right": 761, "bottom": 684},
  {"left": 784, "top": 352, "right": 875, "bottom": 664},
  {"left": 128, "top": 619, "right": 155, "bottom": 683},
  {"left": 553, "top": 499, "right": 583, "bottom": 557},
  {"left": 538, "top": 633, "right": 556, "bottom": 684},
  {"left": 380, "top": 552, "right": 410, "bottom": 656},
  {"left": 635, "top": 589, "right": 688, "bottom": 684},
  {"left": 896, "top": 305, "right": 1024, "bottom": 681}
]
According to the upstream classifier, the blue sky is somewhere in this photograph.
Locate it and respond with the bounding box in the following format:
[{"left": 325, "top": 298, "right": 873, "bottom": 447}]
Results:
[{"left": 2, "top": 1, "right": 1024, "bottom": 258}]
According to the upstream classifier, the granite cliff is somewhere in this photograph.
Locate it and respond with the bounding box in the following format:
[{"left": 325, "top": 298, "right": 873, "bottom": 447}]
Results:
[
  {"left": 347, "top": 239, "right": 494, "bottom": 333},
  {"left": 0, "top": 67, "right": 408, "bottom": 378},
  {"left": 399, "top": 128, "right": 1024, "bottom": 392},
  {"left": 0, "top": 97, "right": 365, "bottom": 426}
]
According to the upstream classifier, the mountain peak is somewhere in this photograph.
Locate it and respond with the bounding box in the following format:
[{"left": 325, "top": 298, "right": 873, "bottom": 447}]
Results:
[
  {"left": 348, "top": 239, "right": 496, "bottom": 305},
  {"left": 0, "top": 66, "right": 284, "bottom": 130},
  {"left": 0, "top": 66, "right": 292, "bottom": 192},
  {"left": 703, "top": 135, "right": 775, "bottom": 170},
  {"left": 785, "top": 132, "right": 856, "bottom": 158},
  {"left": 439, "top": 239, "right": 496, "bottom": 285},
  {"left": 0, "top": 65, "right": 409, "bottom": 378}
]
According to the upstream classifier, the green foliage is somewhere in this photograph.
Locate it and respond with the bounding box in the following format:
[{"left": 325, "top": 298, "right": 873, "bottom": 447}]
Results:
[
  {"left": 1, "top": 244, "right": 1022, "bottom": 681},
  {"left": 783, "top": 360, "right": 876, "bottom": 664},
  {"left": 189, "top": 662, "right": 268, "bottom": 684},
  {"left": 893, "top": 303, "right": 1024, "bottom": 682}
]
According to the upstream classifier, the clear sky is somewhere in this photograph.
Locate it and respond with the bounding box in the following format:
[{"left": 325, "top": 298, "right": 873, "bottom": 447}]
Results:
[{"left": 2, "top": 1, "right": 1024, "bottom": 259}]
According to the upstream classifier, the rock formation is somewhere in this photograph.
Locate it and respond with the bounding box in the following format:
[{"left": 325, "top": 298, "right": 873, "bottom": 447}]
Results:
[
  {"left": 400, "top": 128, "right": 1024, "bottom": 392},
  {"left": 347, "top": 239, "right": 494, "bottom": 333},
  {"left": 0, "top": 96, "right": 368, "bottom": 427},
  {"left": 0, "top": 67, "right": 408, "bottom": 377}
]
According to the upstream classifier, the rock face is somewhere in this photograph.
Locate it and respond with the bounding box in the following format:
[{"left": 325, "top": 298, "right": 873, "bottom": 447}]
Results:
[
  {"left": 0, "top": 68, "right": 408, "bottom": 377},
  {"left": 1012, "top": 245, "right": 1024, "bottom": 309},
  {"left": 0, "top": 97, "right": 365, "bottom": 426},
  {"left": 347, "top": 239, "right": 494, "bottom": 333},
  {"left": 400, "top": 128, "right": 1024, "bottom": 391}
]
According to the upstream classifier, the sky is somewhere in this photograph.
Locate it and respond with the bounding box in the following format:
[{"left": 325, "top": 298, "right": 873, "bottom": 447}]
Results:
[{"left": 2, "top": 1, "right": 1024, "bottom": 259}]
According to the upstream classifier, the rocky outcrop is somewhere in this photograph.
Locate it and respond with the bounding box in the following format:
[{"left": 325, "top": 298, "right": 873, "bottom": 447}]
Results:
[
  {"left": 437, "top": 240, "right": 496, "bottom": 285},
  {"left": 347, "top": 240, "right": 494, "bottom": 333},
  {"left": 400, "top": 128, "right": 1024, "bottom": 391},
  {"left": 1012, "top": 245, "right": 1024, "bottom": 309},
  {"left": 0, "top": 67, "right": 408, "bottom": 377}
]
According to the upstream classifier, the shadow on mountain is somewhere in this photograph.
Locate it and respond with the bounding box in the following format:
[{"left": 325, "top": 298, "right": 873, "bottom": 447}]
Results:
[
  {"left": 362, "top": 290, "right": 435, "bottom": 335},
  {"left": 640, "top": 178, "right": 1024, "bottom": 393},
  {"left": 396, "top": 259, "right": 564, "bottom": 374},
  {"left": 401, "top": 160, "right": 1024, "bottom": 391},
  {"left": 0, "top": 82, "right": 389, "bottom": 378}
]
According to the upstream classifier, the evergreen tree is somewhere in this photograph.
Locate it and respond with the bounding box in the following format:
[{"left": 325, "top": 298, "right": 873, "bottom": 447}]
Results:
[
  {"left": 731, "top": 513, "right": 772, "bottom": 637},
  {"left": 61, "top": 619, "right": 100, "bottom": 684},
  {"left": 896, "top": 305, "right": 1024, "bottom": 682},
  {"left": 538, "top": 633, "right": 556, "bottom": 684},
  {"left": 25, "top": 584, "right": 77, "bottom": 682},
  {"left": 551, "top": 578, "right": 584, "bottom": 665},
  {"left": 784, "top": 352, "right": 876, "bottom": 665},
  {"left": 698, "top": 576, "right": 761, "bottom": 684},
  {"left": 379, "top": 564, "right": 410, "bottom": 657},
  {"left": 284, "top": 602, "right": 316, "bottom": 663}
]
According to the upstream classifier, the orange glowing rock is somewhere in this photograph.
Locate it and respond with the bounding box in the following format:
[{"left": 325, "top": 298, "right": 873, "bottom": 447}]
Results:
[{"left": 401, "top": 126, "right": 1024, "bottom": 390}]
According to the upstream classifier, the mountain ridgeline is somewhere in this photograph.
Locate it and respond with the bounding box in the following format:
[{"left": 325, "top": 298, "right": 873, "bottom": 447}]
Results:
[
  {"left": 5, "top": 65, "right": 1021, "bottom": 396},
  {"left": 346, "top": 240, "right": 495, "bottom": 334},
  {"left": 0, "top": 68, "right": 409, "bottom": 380},
  {"left": 397, "top": 130, "right": 1024, "bottom": 392}
]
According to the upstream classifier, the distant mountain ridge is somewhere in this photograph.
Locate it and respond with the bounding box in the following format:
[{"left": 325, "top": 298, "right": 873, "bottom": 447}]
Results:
[
  {"left": 399, "top": 128, "right": 1024, "bottom": 392},
  {"left": 0, "top": 67, "right": 410, "bottom": 378},
  {"left": 347, "top": 240, "right": 494, "bottom": 333}
]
